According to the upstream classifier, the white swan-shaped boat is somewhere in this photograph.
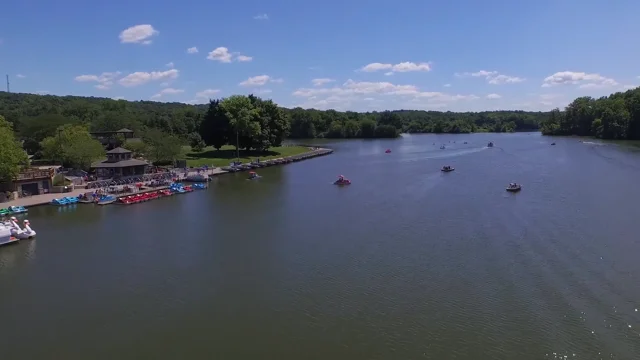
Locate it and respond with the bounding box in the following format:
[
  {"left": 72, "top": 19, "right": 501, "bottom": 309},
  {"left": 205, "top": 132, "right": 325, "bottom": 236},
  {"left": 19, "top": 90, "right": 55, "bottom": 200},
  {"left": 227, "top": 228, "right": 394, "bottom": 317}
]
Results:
[{"left": 7, "top": 217, "right": 36, "bottom": 239}]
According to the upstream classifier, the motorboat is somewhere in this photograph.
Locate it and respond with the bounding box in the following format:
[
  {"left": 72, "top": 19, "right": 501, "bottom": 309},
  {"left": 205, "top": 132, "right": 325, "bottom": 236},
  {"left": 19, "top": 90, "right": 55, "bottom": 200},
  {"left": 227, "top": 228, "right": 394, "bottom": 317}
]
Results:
[
  {"left": 183, "top": 185, "right": 194, "bottom": 192},
  {"left": 96, "top": 195, "right": 117, "bottom": 205},
  {"left": 551, "top": 142, "right": 556, "bottom": 145},
  {"left": 488, "top": 142, "right": 494, "bottom": 147},
  {"left": 385, "top": 149, "right": 392, "bottom": 153},
  {"left": 0, "top": 225, "right": 18, "bottom": 246},
  {"left": 5, "top": 217, "right": 36, "bottom": 239},
  {"left": 192, "top": 183, "right": 207, "bottom": 190},
  {"left": 464, "top": 141, "right": 468, "bottom": 144},
  {"left": 506, "top": 183, "right": 522, "bottom": 192},
  {"left": 441, "top": 166, "right": 455, "bottom": 172},
  {"left": 334, "top": 175, "right": 351, "bottom": 185},
  {"left": 440, "top": 145, "right": 446, "bottom": 149},
  {"left": 248, "top": 171, "right": 261, "bottom": 180}
]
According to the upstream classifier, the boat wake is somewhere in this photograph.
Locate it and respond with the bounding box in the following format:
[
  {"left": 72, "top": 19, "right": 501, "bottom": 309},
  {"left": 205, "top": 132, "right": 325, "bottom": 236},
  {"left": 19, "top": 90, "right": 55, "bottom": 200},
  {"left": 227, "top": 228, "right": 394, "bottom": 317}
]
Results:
[{"left": 409, "top": 146, "right": 489, "bottom": 161}]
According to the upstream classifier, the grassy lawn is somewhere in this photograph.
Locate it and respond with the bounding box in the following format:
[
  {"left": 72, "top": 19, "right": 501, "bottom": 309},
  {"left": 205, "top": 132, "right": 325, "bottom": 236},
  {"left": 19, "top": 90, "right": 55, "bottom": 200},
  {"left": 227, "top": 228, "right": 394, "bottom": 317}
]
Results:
[{"left": 183, "top": 145, "right": 312, "bottom": 167}]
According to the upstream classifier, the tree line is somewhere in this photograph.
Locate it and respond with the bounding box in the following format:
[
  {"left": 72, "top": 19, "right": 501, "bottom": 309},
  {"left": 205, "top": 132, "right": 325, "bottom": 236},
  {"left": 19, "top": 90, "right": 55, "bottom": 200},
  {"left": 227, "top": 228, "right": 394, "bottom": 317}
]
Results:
[
  {"left": 285, "top": 108, "right": 545, "bottom": 138},
  {"left": 0, "top": 90, "right": 556, "bottom": 180},
  {"left": 540, "top": 87, "right": 640, "bottom": 139}
]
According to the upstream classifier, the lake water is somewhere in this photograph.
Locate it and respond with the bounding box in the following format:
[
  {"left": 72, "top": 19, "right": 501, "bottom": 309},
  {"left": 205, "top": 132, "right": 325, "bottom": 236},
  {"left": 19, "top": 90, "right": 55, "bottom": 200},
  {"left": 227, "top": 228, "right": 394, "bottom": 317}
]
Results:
[{"left": 1, "top": 133, "right": 640, "bottom": 359}]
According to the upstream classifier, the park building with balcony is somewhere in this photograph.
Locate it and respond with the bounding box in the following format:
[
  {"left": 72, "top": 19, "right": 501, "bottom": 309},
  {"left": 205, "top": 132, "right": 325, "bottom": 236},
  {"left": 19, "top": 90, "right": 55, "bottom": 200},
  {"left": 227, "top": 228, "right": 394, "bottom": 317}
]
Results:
[{"left": 90, "top": 147, "right": 149, "bottom": 179}]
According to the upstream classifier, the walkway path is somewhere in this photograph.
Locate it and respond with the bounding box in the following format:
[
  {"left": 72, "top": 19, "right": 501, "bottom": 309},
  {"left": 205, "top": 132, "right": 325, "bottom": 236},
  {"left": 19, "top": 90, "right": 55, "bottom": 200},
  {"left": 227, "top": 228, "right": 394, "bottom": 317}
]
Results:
[{"left": 1, "top": 189, "right": 89, "bottom": 208}]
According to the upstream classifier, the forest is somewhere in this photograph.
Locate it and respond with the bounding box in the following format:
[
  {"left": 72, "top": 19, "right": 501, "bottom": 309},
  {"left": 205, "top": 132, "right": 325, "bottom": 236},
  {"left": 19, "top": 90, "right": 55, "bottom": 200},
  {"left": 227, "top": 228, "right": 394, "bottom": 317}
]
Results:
[
  {"left": 0, "top": 90, "right": 553, "bottom": 180},
  {"left": 540, "top": 87, "right": 640, "bottom": 140},
  {"left": 0, "top": 91, "right": 547, "bottom": 144}
]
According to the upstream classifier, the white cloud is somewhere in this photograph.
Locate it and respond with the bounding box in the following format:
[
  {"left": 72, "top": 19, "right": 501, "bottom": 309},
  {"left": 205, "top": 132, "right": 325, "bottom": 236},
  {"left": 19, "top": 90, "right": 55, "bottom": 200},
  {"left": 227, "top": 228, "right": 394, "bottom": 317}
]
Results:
[
  {"left": 292, "top": 79, "right": 478, "bottom": 110},
  {"left": 119, "top": 24, "right": 158, "bottom": 44},
  {"left": 189, "top": 89, "right": 222, "bottom": 104},
  {"left": 187, "top": 47, "right": 199, "bottom": 54},
  {"left": 239, "top": 75, "right": 283, "bottom": 87},
  {"left": 118, "top": 69, "right": 179, "bottom": 87},
  {"left": 311, "top": 78, "right": 335, "bottom": 86},
  {"left": 253, "top": 14, "right": 269, "bottom": 20},
  {"left": 74, "top": 71, "right": 122, "bottom": 90},
  {"left": 623, "top": 85, "right": 637, "bottom": 90},
  {"left": 443, "top": 83, "right": 451, "bottom": 87},
  {"left": 488, "top": 75, "right": 525, "bottom": 84},
  {"left": 207, "top": 47, "right": 252, "bottom": 63},
  {"left": 165, "top": 62, "right": 174, "bottom": 68},
  {"left": 16, "top": 74, "right": 26, "bottom": 78},
  {"left": 360, "top": 61, "right": 431, "bottom": 73},
  {"left": 456, "top": 70, "right": 525, "bottom": 84},
  {"left": 542, "top": 71, "right": 618, "bottom": 89},
  {"left": 112, "top": 96, "right": 125, "bottom": 100},
  {"left": 207, "top": 47, "right": 232, "bottom": 62},
  {"left": 150, "top": 87, "right": 184, "bottom": 100},
  {"left": 486, "top": 93, "right": 501, "bottom": 99},
  {"left": 35, "top": 90, "right": 49, "bottom": 95}
]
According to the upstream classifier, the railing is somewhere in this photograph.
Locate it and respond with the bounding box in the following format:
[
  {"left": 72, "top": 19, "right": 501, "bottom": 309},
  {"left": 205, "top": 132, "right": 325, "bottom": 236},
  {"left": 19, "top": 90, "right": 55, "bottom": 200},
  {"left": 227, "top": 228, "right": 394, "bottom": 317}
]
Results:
[{"left": 15, "top": 169, "right": 53, "bottom": 181}]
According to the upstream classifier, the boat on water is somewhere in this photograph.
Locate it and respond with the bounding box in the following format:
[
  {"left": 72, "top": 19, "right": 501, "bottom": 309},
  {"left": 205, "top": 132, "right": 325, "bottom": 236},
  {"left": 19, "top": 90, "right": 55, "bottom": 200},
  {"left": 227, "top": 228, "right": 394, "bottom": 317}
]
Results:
[
  {"left": 0, "top": 225, "right": 18, "bottom": 247},
  {"left": 96, "top": 195, "right": 117, "bottom": 205},
  {"left": 248, "top": 171, "right": 261, "bottom": 180},
  {"left": 3, "top": 217, "right": 36, "bottom": 239},
  {"left": 50, "top": 196, "right": 79, "bottom": 206},
  {"left": 169, "top": 183, "right": 188, "bottom": 193},
  {"left": 118, "top": 191, "right": 161, "bottom": 205},
  {"left": 441, "top": 166, "right": 455, "bottom": 172},
  {"left": 551, "top": 142, "right": 556, "bottom": 145},
  {"left": 78, "top": 192, "right": 96, "bottom": 204},
  {"left": 506, "top": 183, "right": 522, "bottom": 192},
  {"left": 440, "top": 145, "right": 446, "bottom": 149},
  {"left": 192, "top": 183, "right": 207, "bottom": 190},
  {"left": 385, "top": 149, "right": 392, "bottom": 153},
  {"left": 334, "top": 175, "right": 351, "bottom": 185},
  {"left": 488, "top": 142, "right": 494, "bottom": 147},
  {"left": 184, "top": 173, "right": 210, "bottom": 182},
  {"left": 0, "top": 206, "right": 28, "bottom": 215}
]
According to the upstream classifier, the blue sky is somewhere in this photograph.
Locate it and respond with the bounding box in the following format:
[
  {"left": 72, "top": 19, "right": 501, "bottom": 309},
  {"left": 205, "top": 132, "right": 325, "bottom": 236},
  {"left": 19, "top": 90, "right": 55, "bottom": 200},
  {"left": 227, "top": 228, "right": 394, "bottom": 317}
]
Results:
[{"left": 1, "top": 0, "right": 639, "bottom": 112}]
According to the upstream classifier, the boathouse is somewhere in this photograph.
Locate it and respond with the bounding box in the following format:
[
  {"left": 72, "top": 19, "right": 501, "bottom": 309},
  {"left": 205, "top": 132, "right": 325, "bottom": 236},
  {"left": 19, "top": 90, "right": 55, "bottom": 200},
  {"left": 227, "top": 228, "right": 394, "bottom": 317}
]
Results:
[{"left": 91, "top": 147, "right": 148, "bottom": 179}]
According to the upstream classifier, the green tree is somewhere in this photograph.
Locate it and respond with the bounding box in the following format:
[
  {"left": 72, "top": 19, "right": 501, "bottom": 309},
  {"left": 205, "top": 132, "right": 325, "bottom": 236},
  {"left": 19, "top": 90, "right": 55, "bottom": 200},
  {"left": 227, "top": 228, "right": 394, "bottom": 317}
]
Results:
[
  {"left": 199, "top": 99, "right": 229, "bottom": 150},
  {"left": 143, "top": 129, "right": 183, "bottom": 165},
  {"left": 40, "top": 124, "right": 105, "bottom": 169},
  {"left": 188, "top": 132, "right": 206, "bottom": 152},
  {"left": 0, "top": 115, "right": 28, "bottom": 182},
  {"left": 220, "top": 95, "right": 260, "bottom": 151},
  {"left": 360, "top": 119, "right": 377, "bottom": 138},
  {"left": 123, "top": 140, "right": 149, "bottom": 158}
]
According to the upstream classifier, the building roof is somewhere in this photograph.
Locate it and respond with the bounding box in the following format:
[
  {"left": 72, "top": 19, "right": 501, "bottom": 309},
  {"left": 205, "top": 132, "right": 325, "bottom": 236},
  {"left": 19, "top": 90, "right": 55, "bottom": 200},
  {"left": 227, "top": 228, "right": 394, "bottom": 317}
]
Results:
[
  {"left": 91, "top": 159, "right": 149, "bottom": 168},
  {"left": 117, "top": 128, "right": 134, "bottom": 133},
  {"left": 106, "top": 147, "right": 132, "bottom": 154}
]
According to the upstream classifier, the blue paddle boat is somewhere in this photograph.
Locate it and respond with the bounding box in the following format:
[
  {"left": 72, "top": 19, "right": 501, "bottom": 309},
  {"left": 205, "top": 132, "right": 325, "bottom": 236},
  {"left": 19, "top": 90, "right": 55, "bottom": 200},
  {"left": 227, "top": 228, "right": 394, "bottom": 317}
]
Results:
[{"left": 7, "top": 206, "right": 28, "bottom": 214}]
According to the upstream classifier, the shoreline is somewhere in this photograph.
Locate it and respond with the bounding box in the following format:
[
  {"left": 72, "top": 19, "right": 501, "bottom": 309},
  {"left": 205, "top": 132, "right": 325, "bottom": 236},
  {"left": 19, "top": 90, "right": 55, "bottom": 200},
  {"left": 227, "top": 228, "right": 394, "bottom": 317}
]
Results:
[{"left": 2, "top": 147, "right": 333, "bottom": 209}]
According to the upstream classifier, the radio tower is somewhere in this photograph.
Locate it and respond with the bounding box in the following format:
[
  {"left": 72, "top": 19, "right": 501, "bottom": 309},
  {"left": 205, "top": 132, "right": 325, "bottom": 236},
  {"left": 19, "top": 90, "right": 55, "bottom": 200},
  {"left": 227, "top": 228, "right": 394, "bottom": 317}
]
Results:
[{"left": 5, "top": 75, "right": 9, "bottom": 93}]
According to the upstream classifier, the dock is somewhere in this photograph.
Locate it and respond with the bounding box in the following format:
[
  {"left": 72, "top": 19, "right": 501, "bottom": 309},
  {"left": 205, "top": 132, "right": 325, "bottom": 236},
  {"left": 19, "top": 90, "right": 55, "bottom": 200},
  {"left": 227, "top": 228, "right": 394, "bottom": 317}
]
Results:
[{"left": 1, "top": 147, "right": 333, "bottom": 209}]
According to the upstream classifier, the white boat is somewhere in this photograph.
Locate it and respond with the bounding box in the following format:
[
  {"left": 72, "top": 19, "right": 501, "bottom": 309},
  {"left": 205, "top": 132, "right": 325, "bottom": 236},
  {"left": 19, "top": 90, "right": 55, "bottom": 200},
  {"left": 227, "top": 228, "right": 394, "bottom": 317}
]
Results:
[
  {"left": 5, "top": 217, "right": 36, "bottom": 239},
  {"left": 0, "top": 225, "right": 18, "bottom": 246}
]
